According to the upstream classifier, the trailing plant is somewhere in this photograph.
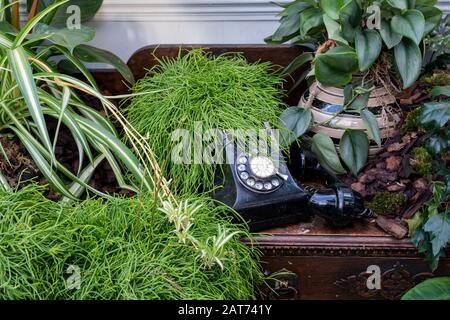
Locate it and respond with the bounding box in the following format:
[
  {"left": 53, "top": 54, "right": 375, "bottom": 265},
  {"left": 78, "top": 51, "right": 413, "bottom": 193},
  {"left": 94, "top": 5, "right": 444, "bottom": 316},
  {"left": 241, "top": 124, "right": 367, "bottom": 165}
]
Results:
[
  {"left": 270, "top": 0, "right": 444, "bottom": 177},
  {"left": 281, "top": 82, "right": 377, "bottom": 176},
  {"left": 406, "top": 87, "right": 450, "bottom": 271},
  {"left": 267, "top": 0, "right": 443, "bottom": 89},
  {"left": 125, "top": 49, "right": 286, "bottom": 195},
  {"left": 0, "top": 184, "right": 264, "bottom": 300},
  {"left": 402, "top": 277, "right": 450, "bottom": 300},
  {"left": 0, "top": 0, "right": 151, "bottom": 198}
]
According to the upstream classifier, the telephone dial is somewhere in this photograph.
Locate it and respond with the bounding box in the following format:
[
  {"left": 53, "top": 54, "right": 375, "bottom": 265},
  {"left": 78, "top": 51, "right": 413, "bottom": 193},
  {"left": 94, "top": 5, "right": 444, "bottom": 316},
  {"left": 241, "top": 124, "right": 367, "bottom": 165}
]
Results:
[{"left": 213, "top": 127, "right": 374, "bottom": 231}]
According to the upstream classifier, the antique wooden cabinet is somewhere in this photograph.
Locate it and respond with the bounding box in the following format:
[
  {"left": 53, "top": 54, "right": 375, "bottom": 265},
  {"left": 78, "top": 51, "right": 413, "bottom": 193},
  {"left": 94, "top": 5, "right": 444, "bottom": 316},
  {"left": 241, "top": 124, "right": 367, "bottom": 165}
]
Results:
[{"left": 93, "top": 45, "right": 450, "bottom": 300}]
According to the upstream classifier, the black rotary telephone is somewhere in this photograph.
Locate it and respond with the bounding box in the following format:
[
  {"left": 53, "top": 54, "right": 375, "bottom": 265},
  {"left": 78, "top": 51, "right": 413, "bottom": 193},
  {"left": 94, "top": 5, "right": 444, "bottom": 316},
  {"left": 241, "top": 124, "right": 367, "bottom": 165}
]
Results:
[{"left": 213, "top": 127, "right": 373, "bottom": 231}]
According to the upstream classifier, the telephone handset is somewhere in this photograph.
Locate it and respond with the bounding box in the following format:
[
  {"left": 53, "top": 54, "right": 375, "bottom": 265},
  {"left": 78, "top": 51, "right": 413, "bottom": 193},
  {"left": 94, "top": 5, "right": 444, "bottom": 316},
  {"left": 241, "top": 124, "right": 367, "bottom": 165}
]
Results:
[{"left": 213, "top": 127, "right": 374, "bottom": 231}]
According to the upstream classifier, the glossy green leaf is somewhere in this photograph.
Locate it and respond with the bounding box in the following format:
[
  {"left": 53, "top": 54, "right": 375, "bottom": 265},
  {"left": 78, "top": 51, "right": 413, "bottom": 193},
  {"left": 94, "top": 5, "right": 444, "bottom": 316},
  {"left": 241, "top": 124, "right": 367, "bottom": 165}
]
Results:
[
  {"left": 339, "top": 129, "right": 369, "bottom": 176},
  {"left": 430, "top": 86, "right": 450, "bottom": 98},
  {"left": 379, "top": 19, "right": 403, "bottom": 49},
  {"left": 311, "top": 133, "right": 347, "bottom": 175},
  {"left": 323, "top": 14, "right": 348, "bottom": 44},
  {"left": 402, "top": 277, "right": 450, "bottom": 300},
  {"left": 424, "top": 212, "right": 450, "bottom": 256},
  {"left": 271, "top": 10, "right": 302, "bottom": 42},
  {"left": 387, "top": 0, "right": 410, "bottom": 10},
  {"left": 27, "top": 0, "right": 103, "bottom": 25},
  {"left": 280, "top": 107, "right": 312, "bottom": 146},
  {"left": 314, "top": 46, "right": 358, "bottom": 87},
  {"left": 421, "top": 6, "right": 443, "bottom": 35},
  {"left": 281, "top": 52, "right": 314, "bottom": 77},
  {"left": 347, "top": 90, "right": 370, "bottom": 111},
  {"left": 361, "top": 108, "right": 382, "bottom": 146},
  {"left": 300, "top": 7, "right": 323, "bottom": 37},
  {"left": 14, "top": 0, "right": 69, "bottom": 48},
  {"left": 319, "top": 0, "right": 350, "bottom": 20},
  {"left": 394, "top": 39, "right": 422, "bottom": 89},
  {"left": 420, "top": 102, "right": 450, "bottom": 127},
  {"left": 73, "top": 44, "right": 135, "bottom": 84},
  {"left": 391, "top": 10, "right": 425, "bottom": 45},
  {"left": 355, "top": 29, "right": 382, "bottom": 71},
  {"left": 339, "top": 0, "right": 361, "bottom": 42},
  {"left": 31, "top": 23, "right": 95, "bottom": 54}
]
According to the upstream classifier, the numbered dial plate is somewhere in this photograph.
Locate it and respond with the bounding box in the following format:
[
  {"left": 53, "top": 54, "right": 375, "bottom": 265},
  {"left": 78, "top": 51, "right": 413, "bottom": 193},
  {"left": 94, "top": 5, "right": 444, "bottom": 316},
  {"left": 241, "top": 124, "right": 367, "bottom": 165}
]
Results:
[{"left": 236, "top": 155, "right": 283, "bottom": 193}]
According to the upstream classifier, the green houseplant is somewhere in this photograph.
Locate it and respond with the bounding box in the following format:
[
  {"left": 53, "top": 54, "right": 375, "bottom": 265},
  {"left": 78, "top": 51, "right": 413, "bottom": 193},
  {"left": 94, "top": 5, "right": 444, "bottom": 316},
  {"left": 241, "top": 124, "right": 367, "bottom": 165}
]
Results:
[
  {"left": 0, "top": 0, "right": 149, "bottom": 197},
  {"left": 0, "top": 2, "right": 267, "bottom": 299},
  {"left": 268, "top": 0, "right": 443, "bottom": 176}
]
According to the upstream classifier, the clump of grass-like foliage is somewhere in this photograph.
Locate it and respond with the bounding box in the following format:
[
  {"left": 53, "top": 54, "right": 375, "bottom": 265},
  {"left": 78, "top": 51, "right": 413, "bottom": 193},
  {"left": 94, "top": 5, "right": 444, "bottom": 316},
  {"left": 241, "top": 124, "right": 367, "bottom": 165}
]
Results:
[
  {"left": 125, "top": 49, "right": 286, "bottom": 195},
  {"left": 0, "top": 184, "right": 264, "bottom": 300}
]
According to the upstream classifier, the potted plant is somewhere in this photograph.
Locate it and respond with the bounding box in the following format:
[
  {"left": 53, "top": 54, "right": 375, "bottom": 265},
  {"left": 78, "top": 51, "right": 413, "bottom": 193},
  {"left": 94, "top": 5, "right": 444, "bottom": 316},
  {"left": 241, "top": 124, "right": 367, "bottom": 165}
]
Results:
[
  {"left": 0, "top": 1, "right": 266, "bottom": 299},
  {"left": 268, "top": 0, "right": 443, "bottom": 176}
]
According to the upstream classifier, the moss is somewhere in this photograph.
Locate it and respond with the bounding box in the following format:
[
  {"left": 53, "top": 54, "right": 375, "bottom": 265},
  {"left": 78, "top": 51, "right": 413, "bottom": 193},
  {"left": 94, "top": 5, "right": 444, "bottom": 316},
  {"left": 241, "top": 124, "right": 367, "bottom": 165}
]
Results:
[
  {"left": 401, "top": 108, "right": 423, "bottom": 134},
  {"left": 368, "top": 192, "right": 407, "bottom": 216},
  {"left": 423, "top": 72, "right": 450, "bottom": 87},
  {"left": 411, "top": 147, "right": 433, "bottom": 176}
]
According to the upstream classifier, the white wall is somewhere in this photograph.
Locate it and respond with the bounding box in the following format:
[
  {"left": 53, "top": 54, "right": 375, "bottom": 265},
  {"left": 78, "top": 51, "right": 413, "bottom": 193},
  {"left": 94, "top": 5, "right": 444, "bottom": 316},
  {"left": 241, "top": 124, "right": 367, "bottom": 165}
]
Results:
[
  {"left": 86, "top": 0, "right": 450, "bottom": 62},
  {"left": 87, "top": 0, "right": 287, "bottom": 62}
]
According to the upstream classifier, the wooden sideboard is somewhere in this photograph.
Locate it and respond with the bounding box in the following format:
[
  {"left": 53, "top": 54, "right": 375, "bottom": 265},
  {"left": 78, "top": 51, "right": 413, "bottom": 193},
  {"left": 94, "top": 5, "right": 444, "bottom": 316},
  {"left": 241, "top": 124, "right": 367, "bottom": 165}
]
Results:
[{"left": 91, "top": 44, "right": 450, "bottom": 300}]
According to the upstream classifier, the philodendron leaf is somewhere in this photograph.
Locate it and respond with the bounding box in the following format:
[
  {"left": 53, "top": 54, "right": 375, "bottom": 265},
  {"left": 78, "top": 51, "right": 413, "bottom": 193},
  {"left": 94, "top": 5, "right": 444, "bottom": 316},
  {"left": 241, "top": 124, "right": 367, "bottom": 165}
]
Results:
[
  {"left": 300, "top": 7, "right": 323, "bottom": 37},
  {"left": 31, "top": 23, "right": 95, "bottom": 54},
  {"left": 27, "top": 0, "right": 103, "bottom": 25},
  {"left": 360, "top": 108, "right": 382, "bottom": 146},
  {"left": 379, "top": 19, "right": 402, "bottom": 49},
  {"left": 73, "top": 44, "right": 135, "bottom": 84},
  {"left": 339, "top": 0, "right": 361, "bottom": 42},
  {"left": 424, "top": 212, "right": 450, "bottom": 257},
  {"left": 347, "top": 90, "right": 370, "bottom": 111},
  {"left": 391, "top": 10, "right": 425, "bottom": 45},
  {"left": 323, "top": 14, "right": 348, "bottom": 44},
  {"left": 339, "top": 129, "right": 369, "bottom": 176},
  {"left": 355, "top": 29, "right": 382, "bottom": 71},
  {"left": 311, "top": 133, "right": 347, "bottom": 175},
  {"left": 394, "top": 38, "right": 422, "bottom": 89},
  {"left": 319, "top": 0, "right": 350, "bottom": 20},
  {"left": 280, "top": 107, "right": 312, "bottom": 146},
  {"left": 314, "top": 46, "right": 359, "bottom": 87},
  {"left": 430, "top": 86, "right": 450, "bottom": 98},
  {"left": 281, "top": 52, "right": 314, "bottom": 77},
  {"left": 421, "top": 6, "right": 443, "bottom": 35},
  {"left": 387, "top": 0, "right": 410, "bottom": 10},
  {"left": 420, "top": 102, "right": 450, "bottom": 127},
  {"left": 402, "top": 277, "right": 450, "bottom": 300}
]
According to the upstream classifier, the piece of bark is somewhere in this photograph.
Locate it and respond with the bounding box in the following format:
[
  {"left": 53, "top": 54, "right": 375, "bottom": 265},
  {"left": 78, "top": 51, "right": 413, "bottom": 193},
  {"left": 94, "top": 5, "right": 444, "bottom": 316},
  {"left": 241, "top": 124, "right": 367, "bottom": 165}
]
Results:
[
  {"left": 387, "top": 142, "right": 406, "bottom": 153},
  {"left": 413, "top": 178, "right": 429, "bottom": 191},
  {"left": 386, "top": 156, "right": 403, "bottom": 172},
  {"left": 399, "top": 154, "right": 412, "bottom": 178},
  {"left": 387, "top": 182, "right": 407, "bottom": 192},
  {"left": 351, "top": 182, "right": 366, "bottom": 196},
  {"left": 359, "top": 173, "right": 376, "bottom": 184},
  {"left": 376, "top": 216, "right": 409, "bottom": 239},
  {"left": 376, "top": 161, "right": 387, "bottom": 170},
  {"left": 403, "top": 189, "right": 433, "bottom": 219}
]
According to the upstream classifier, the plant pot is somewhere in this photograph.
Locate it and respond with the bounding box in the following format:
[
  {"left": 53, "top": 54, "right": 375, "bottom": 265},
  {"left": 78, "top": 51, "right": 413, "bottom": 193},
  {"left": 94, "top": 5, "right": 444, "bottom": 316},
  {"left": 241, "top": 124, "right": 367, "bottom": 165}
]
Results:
[{"left": 300, "top": 82, "right": 401, "bottom": 156}]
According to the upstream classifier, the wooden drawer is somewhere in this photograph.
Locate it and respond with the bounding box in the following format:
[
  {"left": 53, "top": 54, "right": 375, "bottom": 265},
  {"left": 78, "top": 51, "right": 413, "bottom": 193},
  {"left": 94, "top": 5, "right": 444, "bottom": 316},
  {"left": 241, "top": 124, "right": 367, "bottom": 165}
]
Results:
[{"left": 251, "top": 218, "right": 450, "bottom": 300}]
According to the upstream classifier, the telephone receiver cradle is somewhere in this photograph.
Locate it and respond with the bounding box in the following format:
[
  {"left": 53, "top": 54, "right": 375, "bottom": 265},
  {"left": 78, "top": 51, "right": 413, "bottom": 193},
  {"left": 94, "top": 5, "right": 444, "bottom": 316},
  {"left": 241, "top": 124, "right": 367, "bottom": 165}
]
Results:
[{"left": 213, "top": 131, "right": 374, "bottom": 231}]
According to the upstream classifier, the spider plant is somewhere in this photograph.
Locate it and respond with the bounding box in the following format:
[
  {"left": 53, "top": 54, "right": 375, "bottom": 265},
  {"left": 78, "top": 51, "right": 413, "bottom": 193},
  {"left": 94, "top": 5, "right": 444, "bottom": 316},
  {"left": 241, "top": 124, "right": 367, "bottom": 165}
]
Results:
[{"left": 0, "top": 0, "right": 153, "bottom": 199}]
